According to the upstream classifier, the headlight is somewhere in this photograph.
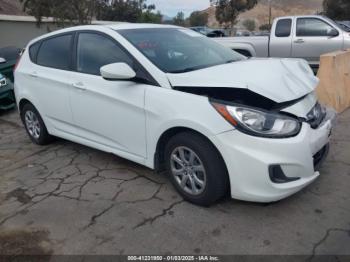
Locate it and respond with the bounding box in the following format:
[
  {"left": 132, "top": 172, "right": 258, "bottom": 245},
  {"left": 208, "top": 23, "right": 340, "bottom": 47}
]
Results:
[
  {"left": 211, "top": 102, "right": 301, "bottom": 138},
  {"left": 0, "top": 78, "right": 7, "bottom": 88}
]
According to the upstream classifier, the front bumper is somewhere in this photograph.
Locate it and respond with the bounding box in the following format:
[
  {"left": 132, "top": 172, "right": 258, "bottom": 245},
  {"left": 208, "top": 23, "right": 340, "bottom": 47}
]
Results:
[
  {"left": 0, "top": 81, "right": 16, "bottom": 110},
  {"left": 213, "top": 109, "right": 335, "bottom": 203}
]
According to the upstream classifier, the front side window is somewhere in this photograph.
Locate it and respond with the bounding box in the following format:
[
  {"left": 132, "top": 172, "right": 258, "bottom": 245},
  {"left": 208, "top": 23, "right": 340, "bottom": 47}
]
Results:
[
  {"left": 37, "top": 34, "right": 72, "bottom": 70},
  {"left": 77, "top": 33, "right": 133, "bottom": 75},
  {"left": 296, "top": 18, "right": 335, "bottom": 37},
  {"left": 275, "top": 19, "right": 292, "bottom": 37},
  {"left": 118, "top": 28, "right": 245, "bottom": 73}
]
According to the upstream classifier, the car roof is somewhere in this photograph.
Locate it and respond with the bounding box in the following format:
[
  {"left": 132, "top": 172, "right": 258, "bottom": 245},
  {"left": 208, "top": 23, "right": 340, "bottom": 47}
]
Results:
[
  {"left": 105, "top": 23, "right": 180, "bottom": 30},
  {"left": 275, "top": 15, "right": 339, "bottom": 28},
  {"left": 27, "top": 23, "right": 183, "bottom": 45},
  {"left": 277, "top": 15, "right": 329, "bottom": 19}
]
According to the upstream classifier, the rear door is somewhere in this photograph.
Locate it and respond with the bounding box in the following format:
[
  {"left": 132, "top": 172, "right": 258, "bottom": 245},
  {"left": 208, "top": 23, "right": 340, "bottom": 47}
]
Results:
[
  {"left": 69, "top": 31, "right": 150, "bottom": 160},
  {"left": 291, "top": 17, "right": 343, "bottom": 65},
  {"left": 26, "top": 33, "right": 75, "bottom": 133}
]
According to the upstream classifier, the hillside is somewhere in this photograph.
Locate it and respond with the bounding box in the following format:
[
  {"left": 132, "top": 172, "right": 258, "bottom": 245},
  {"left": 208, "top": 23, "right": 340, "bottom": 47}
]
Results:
[
  {"left": 259, "top": 0, "right": 323, "bottom": 10},
  {"left": 0, "top": 0, "right": 324, "bottom": 28},
  {"left": 207, "top": 0, "right": 323, "bottom": 28},
  {"left": 0, "top": 0, "right": 25, "bottom": 15}
]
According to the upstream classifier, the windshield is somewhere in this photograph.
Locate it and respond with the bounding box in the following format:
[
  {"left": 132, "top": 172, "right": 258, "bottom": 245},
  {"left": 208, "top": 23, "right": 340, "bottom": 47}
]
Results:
[
  {"left": 321, "top": 16, "right": 349, "bottom": 32},
  {"left": 338, "top": 23, "right": 350, "bottom": 32},
  {"left": 0, "top": 46, "right": 20, "bottom": 61},
  {"left": 118, "top": 28, "right": 245, "bottom": 73}
]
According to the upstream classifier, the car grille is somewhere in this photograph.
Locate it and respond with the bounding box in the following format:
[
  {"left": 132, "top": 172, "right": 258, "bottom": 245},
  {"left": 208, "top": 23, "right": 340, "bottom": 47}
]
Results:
[
  {"left": 306, "top": 102, "right": 326, "bottom": 129},
  {"left": 313, "top": 144, "right": 329, "bottom": 171},
  {"left": 0, "top": 78, "right": 7, "bottom": 88}
]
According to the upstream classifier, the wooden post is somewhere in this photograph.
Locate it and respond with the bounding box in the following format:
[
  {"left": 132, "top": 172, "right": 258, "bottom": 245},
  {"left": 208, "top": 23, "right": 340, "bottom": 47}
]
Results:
[{"left": 316, "top": 50, "right": 350, "bottom": 113}]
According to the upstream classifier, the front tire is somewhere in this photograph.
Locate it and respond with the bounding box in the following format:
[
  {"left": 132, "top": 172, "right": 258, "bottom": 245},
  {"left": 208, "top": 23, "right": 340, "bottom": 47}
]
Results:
[
  {"left": 21, "top": 103, "right": 53, "bottom": 145},
  {"left": 164, "top": 132, "right": 229, "bottom": 206}
]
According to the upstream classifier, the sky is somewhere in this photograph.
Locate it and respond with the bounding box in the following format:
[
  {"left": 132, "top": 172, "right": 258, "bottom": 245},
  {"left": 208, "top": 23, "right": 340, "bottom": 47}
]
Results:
[{"left": 148, "top": 0, "right": 210, "bottom": 18}]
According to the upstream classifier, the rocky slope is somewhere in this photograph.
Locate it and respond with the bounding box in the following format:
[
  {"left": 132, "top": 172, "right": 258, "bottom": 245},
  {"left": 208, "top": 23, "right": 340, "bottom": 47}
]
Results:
[{"left": 207, "top": 0, "right": 323, "bottom": 28}]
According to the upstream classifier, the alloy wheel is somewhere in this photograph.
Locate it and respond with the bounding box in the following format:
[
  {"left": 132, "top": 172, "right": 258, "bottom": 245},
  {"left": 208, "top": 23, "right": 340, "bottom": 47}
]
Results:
[
  {"left": 25, "top": 110, "right": 41, "bottom": 139},
  {"left": 170, "top": 146, "right": 207, "bottom": 196}
]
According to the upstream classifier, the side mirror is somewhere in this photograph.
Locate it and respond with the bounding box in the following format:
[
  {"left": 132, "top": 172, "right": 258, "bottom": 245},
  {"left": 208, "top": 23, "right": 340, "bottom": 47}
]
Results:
[
  {"left": 328, "top": 28, "right": 339, "bottom": 37},
  {"left": 0, "top": 57, "right": 6, "bottom": 64},
  {"left": 100, "top": 63, "right": 136, "bottom": 80}
]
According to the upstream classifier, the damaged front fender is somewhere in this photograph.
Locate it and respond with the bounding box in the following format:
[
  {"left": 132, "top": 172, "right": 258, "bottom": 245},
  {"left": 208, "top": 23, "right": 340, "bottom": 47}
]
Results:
[{"left": 173, "top": 86, "right": 313, "bottom": 116}]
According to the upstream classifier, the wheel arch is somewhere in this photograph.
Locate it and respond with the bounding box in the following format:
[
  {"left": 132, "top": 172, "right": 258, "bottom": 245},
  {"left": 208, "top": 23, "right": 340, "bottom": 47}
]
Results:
[
  {"left": 234, "top": 49, "right": 253, "bottom": 57},
  {"left": 19, "top": 98, "right": 33, "bottom": 113},
  {"left": 153, "top": 126, "right": 229, "bottom": 179},
  {"left": 18, "top": 98, "right": 48, "bottom": 129},
  {"left": 224, "top": 42, "right": 257, "bottom": 57}
]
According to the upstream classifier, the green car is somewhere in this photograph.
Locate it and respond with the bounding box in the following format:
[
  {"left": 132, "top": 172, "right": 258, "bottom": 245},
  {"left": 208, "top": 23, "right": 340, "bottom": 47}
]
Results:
[
  {"left": 0, "top": 46, "right": 20, "bottom": 110},
  {"left": 0, "top": 73, "right": 15, "bottom": 110},
  {"left": 0, "top": 46, "right": 20, "bottom": 81}
]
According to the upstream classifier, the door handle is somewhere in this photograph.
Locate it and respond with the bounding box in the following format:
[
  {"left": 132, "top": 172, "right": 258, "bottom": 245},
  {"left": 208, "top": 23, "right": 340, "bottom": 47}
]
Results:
[
  {"left": 72, "top": 82, "right": 86, "bottom": 91},
  {"left": 294, "top": 39, "right": 305, "bottom": 44},
  {"left": 29, "top": 71, "right": 39, "bottom": 78}
]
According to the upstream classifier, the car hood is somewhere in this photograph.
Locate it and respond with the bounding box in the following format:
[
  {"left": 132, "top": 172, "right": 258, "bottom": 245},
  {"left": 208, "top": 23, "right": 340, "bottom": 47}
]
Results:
[{"left": 166, "top": 58, "right": 319, "bottom": 103}]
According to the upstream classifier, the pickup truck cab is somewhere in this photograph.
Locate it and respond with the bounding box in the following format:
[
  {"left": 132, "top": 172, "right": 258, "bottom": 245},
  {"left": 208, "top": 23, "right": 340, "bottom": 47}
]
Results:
[{"left": 215, "top": 15, "right": 350, "bottom": 69}]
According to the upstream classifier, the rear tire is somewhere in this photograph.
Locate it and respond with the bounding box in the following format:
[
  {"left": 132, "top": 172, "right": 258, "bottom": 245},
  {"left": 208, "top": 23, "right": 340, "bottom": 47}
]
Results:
[
  {"left": 164, "top": 131, "right": 229, "bottom": 206},
  {"left": 21, "top": 103, "right": 53, "bottom": 145}
]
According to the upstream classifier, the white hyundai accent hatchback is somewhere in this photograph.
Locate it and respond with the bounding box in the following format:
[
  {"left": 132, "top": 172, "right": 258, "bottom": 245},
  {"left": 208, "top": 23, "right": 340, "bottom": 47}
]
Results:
[{"left": 15, "top": 24, "right": 335, "bottom": 206}]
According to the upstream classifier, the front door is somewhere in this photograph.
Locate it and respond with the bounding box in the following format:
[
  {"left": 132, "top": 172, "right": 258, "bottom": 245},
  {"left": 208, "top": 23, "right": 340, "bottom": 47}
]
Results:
[{"left": 292, "top": 17, "right": 343, "bottom": 65}]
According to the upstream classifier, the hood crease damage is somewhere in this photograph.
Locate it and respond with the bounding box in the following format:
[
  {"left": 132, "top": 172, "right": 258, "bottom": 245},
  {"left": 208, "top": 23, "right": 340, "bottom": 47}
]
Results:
[{"left": 168, "top": 58, "right": 319, "bottom": 116}]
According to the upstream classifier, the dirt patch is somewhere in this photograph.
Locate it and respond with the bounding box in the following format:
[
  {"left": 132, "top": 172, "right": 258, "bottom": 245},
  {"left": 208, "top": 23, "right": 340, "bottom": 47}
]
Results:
[
  {"left": 0, "top": 229, "right": 52, "bottom": 258},
  {"left": 5, "top": 189, "right": 32, "bottom": 205}
]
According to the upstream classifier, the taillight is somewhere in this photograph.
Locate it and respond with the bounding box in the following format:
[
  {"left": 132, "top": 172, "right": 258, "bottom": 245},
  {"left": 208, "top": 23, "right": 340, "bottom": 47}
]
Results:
[
  {"left": 14, "top": 49, "right": 24, "bottom": 72},
  {"left": 14, "top": 59, "right": 20, "bottom": 72}
]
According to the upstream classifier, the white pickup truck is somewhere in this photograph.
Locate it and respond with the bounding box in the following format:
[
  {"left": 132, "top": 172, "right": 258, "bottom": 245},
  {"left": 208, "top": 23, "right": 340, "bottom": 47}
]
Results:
[{"left": 215, "top": 15, "right": 350, "bottom": 69}]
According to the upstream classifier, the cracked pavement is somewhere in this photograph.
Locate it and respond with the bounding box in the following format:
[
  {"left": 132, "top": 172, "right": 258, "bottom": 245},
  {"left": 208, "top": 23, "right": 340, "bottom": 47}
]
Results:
[{"left": 0, "top": 109, "right": 349, "bottom": 256}]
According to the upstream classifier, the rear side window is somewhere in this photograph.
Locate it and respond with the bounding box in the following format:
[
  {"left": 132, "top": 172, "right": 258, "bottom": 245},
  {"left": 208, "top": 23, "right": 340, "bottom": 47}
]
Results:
[
  {"left": 29, "top": 42, "right": 40, "bottom": 62},
  {"left": 275, "top": 19, "right": 292, "bottom": 37},
  {"left": 37, "top": 34, "right": 72, "bottom": 70},
  {"left": 76, "top": 33, "right": 133, "bottom": 75}
]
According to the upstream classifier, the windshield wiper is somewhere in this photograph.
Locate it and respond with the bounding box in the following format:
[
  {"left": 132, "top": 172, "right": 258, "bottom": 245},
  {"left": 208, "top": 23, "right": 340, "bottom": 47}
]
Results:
[
  {"left": 169, "top": 65, "right": 210, "bottom": 74},
  {"left": 169, "top": 60, "right": 238, "bottom": 74},
  {"left": 225, "top": 59, "right": 237, "bottom": 64}
]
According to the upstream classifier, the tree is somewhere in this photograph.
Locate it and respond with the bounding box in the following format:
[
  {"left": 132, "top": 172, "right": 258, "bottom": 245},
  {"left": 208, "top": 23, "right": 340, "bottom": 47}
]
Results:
[
  {"left": 323, "top": 0, "right": 350, "bottom": 20},
  {"left": 259, "top": 23, "right": 271, "bottom": 31},
  {"left": 215, "top": 0, "right": 258, "bottom": 28},
  {"left": 139, "top": 10, "right": 163, "bottom": 23},
  {"left": 173, "top": 11, "right": 185, "bottom": 26},
  {"left": 97, "top": 0, "right": 141, "bottom": 22},
  {"left": 137, "top": 2, "right": 162, "bottom": 23},
  {"left": 20, "top": 0, "right": 99, "bottom": 27},
  {"left": 53, "top": 0, "right": 98, "bottom": 26},
  {"left": 20, "top": 0, "right": 51, "bottom": 26},
  {"left": 189, "top": 11, "right": 208, "bottom": 26},
  {"left": 243, "top": 19, "right": 256, "bottom": 31},
  {"left": 21, "top": 0, "right": 162, "bottom": 27},
  {"left": 97, "top": 0, "right": 162, "bottom": 23}
]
